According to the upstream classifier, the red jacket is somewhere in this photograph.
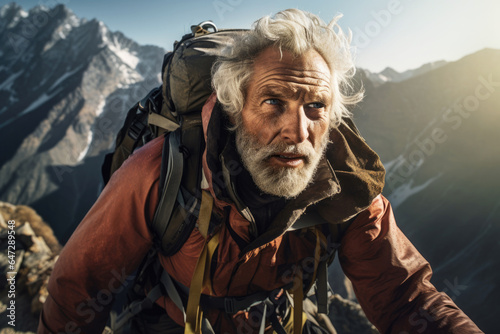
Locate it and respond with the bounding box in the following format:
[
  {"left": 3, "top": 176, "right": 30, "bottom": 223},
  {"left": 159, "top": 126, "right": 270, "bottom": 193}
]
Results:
[{"left": 37, "top": 95, "right": 482, "bottom": 333}]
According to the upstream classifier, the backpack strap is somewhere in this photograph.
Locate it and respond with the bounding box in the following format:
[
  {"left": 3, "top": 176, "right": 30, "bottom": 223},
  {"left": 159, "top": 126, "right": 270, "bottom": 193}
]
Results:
[
  {"left": 151, "top": 129, "right": 184, "bottom": 245},
  {"left": 292, "top": 270, "right": 304, "bottom": 334},
  {"left": 110, "top": 249, "right": 164, "bottom": 331},
  {"left": 315, "top": 214, "right": 358, "bottom": 315},
  {"left": 112, "top": 283, "right": 164, "bottom": 330},
  {"left": 110, "top": 250, "right": 188, "bottom": 332},
  {"left": 316, "top": 260, "right": 330, "bottom": 314},
  {"left": 152, "top": 114, "right": 204, "bottom": 255},
  {"left": 148, "top": 113, "right": 180, "bottom": 133},
  {"left": 185, "top": 190, "right": 219, "bottom": 334}
]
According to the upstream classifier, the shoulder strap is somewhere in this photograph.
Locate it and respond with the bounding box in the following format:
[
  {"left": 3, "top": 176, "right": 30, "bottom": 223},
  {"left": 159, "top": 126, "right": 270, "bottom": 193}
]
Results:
[
  {"left": 151, "top": 113, "right": 205, "bottom": 255},
  {"left": 152, "top": 129, "right": 184, "bottom": 245},
  {"left": 315, "top": 214, "right": 358, "bottom": 314},
  {"left": 290, "top": 211, "right": 357, "bottom": 315},
  {"left": 185, "top": 191, "right": 218, "bottom": 334}
]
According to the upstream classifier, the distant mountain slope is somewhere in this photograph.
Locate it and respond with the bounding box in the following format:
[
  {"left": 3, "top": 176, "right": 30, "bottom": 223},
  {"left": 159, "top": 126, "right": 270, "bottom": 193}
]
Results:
[
  {"left": 0, "top": 3, "right": 164, "bottom": 241},
  {"left": 353, "top": 48, "right": 500, "bottom": 332},
  {"left": 361, "top": 60, "right": 447, "bottom": 86}
]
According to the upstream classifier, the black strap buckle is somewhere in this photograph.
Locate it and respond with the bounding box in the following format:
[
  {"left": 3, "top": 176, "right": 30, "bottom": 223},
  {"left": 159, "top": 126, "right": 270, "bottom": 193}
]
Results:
[
  {"left": 139, "top": 86, "right": 162, "bottom": 113},
  {"left": 128, "top": 118, "right": 146, "bottom": 141},
  {"left": 224, "top": 298, "right": 235, "bottom": 314}
]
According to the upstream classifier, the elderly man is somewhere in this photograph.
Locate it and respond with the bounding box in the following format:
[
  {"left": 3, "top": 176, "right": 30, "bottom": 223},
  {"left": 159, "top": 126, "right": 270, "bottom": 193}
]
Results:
[{"left": 38, "top": 9, "right": 482, "bottom": 334}]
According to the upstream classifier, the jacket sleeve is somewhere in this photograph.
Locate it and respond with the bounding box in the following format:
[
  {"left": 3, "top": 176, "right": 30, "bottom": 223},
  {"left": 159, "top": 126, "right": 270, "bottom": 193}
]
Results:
[
  {"left": 338, "top": 195, "right": 483, "bottom": 333},
  {"left": 36, "top": 140, "right": 162, "bottom": 334}
]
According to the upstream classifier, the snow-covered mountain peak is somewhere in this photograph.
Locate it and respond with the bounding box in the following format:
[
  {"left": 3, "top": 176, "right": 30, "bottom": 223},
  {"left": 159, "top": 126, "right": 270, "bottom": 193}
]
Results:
[
  {"left": 0, "top": 2, "right": 26, "bottom": 17},
  {"left": 0, "top": 2, "right": 27, "bottom": 30},
  {"left": 27, "top": 4, "right": 49, "bottom": 14},
  {"left": 0, "top": 2, "right": 165, "bottom": 176},
  {"left": 96, "top": 20, "right": 141, "bottom": 71}
]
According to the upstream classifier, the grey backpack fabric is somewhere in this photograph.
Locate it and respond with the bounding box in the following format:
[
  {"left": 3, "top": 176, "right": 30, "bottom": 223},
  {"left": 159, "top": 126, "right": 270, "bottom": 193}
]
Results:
[{"left": 161, "top": 30, "right": 247, "bottom": 119}]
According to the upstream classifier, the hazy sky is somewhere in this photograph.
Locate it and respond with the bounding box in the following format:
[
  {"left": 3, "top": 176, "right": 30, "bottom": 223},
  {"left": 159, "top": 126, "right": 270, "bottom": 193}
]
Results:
[{"left": 4, "top": 0, "right": 500, "bottom": 72}]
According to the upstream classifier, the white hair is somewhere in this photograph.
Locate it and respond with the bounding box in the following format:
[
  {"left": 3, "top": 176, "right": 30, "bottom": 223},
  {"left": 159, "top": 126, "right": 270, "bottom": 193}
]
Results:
[{"left": 212, "top": 8, "right": 363, "bottom": 130}]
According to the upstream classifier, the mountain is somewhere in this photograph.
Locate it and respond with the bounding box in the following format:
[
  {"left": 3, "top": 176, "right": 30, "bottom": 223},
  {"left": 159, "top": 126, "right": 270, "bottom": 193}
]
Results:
[
  {"left": 352, "top": 48, "right": 500, "bottom": 332},
  {"left": 361, "top": 60, "right": 447, "bottom": 86},
  {"left": 0, "top": 3, "right": 164, "bottom": 242}
]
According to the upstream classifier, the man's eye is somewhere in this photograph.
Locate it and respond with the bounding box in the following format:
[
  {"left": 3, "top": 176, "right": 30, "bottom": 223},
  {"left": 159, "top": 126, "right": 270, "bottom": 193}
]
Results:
[
  {"left": 307, "top": 102, "right": 325, "bottom": 109},
  {"left": 264, "top": 99, "right": 280, "bottom": 105}
]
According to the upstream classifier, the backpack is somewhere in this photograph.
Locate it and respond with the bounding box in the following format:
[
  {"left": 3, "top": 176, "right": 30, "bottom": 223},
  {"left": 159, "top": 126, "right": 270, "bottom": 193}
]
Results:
[
  {"left": 102, "top": 21, "right": 354, "bottom": 334},
  {"left": 102, "top": 22, "right": 248, "bottom": 255}
]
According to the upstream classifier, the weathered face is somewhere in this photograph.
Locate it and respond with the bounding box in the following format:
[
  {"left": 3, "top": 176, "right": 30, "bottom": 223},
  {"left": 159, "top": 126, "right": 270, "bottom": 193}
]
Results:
[{"left": 235, "top": 47, "right": 332, "bottom": 198}]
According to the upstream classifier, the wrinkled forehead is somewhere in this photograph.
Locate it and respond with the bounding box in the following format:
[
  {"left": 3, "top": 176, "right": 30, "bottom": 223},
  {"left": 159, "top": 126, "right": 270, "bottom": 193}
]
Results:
[{"left": 249, "top": 47, "right": 333, "bottom": 97}]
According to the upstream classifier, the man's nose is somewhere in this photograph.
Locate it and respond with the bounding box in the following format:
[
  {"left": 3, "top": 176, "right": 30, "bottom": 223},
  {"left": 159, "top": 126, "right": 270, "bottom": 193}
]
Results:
[{"left": 280, "top": 106, "right": 309, "bottom": 145}]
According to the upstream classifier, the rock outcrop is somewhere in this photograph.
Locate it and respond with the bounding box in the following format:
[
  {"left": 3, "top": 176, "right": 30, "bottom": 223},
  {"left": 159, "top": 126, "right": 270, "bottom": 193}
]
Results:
[{"left": 0, "top": 202, "right": 61, "bottom": 333}]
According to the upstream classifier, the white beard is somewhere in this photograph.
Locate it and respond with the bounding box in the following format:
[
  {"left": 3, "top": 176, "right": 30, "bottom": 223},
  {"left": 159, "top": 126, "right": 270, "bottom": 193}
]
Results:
[{"left": 235, "top": 127, "right": 330, "bottom": 199}]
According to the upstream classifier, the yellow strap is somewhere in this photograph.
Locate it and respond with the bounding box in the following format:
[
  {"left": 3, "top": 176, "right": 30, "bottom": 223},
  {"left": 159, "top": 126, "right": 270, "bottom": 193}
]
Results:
[
  {"left": 204, "top": 233, "right": 219, "bottom": 295},
  {"left": 293, "top": 270, "right": 304, "bottom": 334},
  {"left": 184, "top": 244, "right": 207, "bottom": 334},
  {"left": 185, "top": 191, "right": 217, "bottom": 334},
  {"left": 198, "top": 190, "right": 213, "bottom": 239},
  {"left": 286, "top": 229, "right": 325, "bottom": 333}
]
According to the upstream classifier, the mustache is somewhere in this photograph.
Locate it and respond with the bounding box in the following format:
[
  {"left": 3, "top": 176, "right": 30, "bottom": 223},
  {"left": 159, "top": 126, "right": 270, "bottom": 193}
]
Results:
[
  {"left": 259, "top": 141, "right": 316, "bottom": 163},
  {"left": 235, "top": 125, "right": 330, "bottom": 167}
]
